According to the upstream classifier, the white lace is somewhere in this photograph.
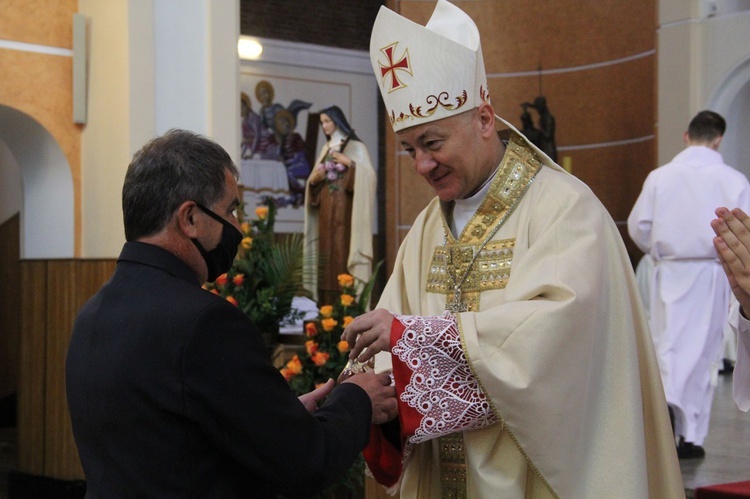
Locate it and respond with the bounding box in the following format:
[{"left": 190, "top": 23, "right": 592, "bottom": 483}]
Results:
[{"left": 392, "top": 312, "right": 497, "bottom": 444}]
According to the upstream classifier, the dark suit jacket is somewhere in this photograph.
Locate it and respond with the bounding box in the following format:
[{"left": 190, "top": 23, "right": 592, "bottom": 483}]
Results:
[{"left": 66, "top": 242, "right": 371, "bottom": 498}]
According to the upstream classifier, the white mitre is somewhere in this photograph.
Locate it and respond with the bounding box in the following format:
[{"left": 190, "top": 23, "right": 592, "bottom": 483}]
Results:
[{"left": 369, "top": 0, "right": 490, "bottom": 132}]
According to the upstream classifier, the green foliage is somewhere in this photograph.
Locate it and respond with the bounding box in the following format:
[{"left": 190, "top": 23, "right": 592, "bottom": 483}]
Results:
[{"left": 203, "top": 201, "right": 305, "bottom": 343}]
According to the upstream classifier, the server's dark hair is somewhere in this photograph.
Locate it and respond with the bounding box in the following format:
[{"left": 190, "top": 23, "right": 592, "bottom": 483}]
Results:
[{"left": 687, "top": 110, "right": 726, "bottom": 143}]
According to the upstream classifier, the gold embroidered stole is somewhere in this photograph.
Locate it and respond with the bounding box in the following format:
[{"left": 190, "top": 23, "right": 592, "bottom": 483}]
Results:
[{"left": 429, "top": 131, "right": 542, "bottom": 498}]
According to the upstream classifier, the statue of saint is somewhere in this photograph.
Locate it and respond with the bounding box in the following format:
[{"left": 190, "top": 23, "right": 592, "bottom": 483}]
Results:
[
  {"left": 303, "top": 106, "right": 376, "bottom": 305},
  {"left": 520, "top": 96, "right": 558, "bottom": 162}
]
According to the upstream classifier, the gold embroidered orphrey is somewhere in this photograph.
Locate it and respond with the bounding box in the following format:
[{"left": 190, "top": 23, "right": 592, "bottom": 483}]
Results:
[
  {"left": 427, "top": 131, "right": 542, "bottom": 314},
  {"left": 429, "top": 131, "right": 542, "bottom": 498}
]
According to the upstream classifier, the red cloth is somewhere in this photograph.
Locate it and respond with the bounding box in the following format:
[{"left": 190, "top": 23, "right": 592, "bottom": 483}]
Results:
[
  {"left": 362, "top": 318, "right": 421, "bottom": 488},
  {"left": 362, "top": 423, "right": 402, "bottom": 487},
  {"left": 696, "top": 481, "right": 750, "bottom": 499}
]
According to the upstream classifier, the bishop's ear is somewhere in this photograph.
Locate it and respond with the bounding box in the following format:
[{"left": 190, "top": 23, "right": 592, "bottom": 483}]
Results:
[{"left": 477, "top": 103, "right": 496, "bottom": 137}]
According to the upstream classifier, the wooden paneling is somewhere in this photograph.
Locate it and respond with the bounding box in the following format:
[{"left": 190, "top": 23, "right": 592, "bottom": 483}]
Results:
[
  {"left": 19, "top": 260, "right": 48, "bottom": 475},
  {"left": 400, "top": 0, "right": 655, "bottom": 72},
  {"left": 561, "top": 139, "right": 656, "bottom": 222},
  {"left": 488, "top": 56, "right": 656, "bottom": 147},
  {"left": 18, "top": 259, "right": 116, "bottom": 481},
  {"left": 0, "top": 214, "right": 20, "bottom": 399}
]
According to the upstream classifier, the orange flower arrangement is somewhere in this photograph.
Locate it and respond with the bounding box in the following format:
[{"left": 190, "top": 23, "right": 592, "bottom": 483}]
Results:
[
  {"left": 278, "top": 263, "right": 382, "bottom": 499},
  {"left": 280, "top": 263, "right": 382, "bottom": 397},
  {"left": 203, "top": 201, "right": 305, "bottom": 351}
]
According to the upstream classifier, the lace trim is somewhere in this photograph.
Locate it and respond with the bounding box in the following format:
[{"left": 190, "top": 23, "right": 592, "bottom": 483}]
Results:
[{"left": 392, "top": 312, "right": 497, "bottom": 444}]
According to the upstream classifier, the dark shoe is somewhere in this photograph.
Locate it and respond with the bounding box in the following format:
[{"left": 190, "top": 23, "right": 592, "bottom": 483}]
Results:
[
  {"left": 677, "top": 437, "right": 706, "bottom": 459},
  {"left": 719, "top": 358, "right": 735, "bottom": 375},
  {"left": 668, "top": 406, "right": 675, "bottom": 435}
]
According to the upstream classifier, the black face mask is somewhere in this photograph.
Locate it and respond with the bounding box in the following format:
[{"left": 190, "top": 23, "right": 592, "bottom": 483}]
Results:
[{"left": 191, "top": 202, "right": 243, "bottom": 282}]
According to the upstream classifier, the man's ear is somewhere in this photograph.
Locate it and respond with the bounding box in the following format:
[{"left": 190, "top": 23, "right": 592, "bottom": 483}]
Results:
[
  {"left": 177, "top": 201, "right": 200, "bottom": 238},
  {"left": 477, "top": 103, "right": 496, "bottom": 138}
]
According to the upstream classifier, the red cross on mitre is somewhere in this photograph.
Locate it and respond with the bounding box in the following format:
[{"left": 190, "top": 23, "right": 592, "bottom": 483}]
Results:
[{"left": 378, "top": 42, "right": 412, "bottom": 93}]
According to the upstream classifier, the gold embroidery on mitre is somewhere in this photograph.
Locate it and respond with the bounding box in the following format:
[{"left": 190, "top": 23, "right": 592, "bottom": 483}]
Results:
[
  {"left": 480, "top": 85, "right": 491, "bottom": 103},
  {"left": 388, "top": 90, "right": 468, "bottom": 127}
]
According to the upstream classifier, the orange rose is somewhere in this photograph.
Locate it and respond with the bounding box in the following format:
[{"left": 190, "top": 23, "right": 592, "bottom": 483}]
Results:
[
  {"left": 312, "top": 351, "right": 330, "bottom": 366},
  {"left": 241, "top": 237, "right": 253, "bottom": 250},
  {"left": 255, "top": 206, "right": 269, "bottom": 219},
  {"left": 337, "top": 340, "right": 350, "bottom": 353},
  {"left": 215, "top": 273, "right": 229, "bottom": 287},
  {"left": 319, "top": 305, "right": 334, "bottom": 318},
  {"left": 343, "top": 316, "right": 354, "bottom": 328},
  {"left": 240, "top": 221, "right": 251, "bottom": 234},
  {"left": 280, "top": 367, "right": 293, "bottom": 381},
  {"left": 210, "top": 288, "right": 220, "bottom": 295},
  {"left": 232, "top": 274, "right": 245, "bottom": 286},
  {"left": 225, "top": 296, "right": 238, "bottom": 306},
  {"left": 286, "top": 355, "right": 303, "bottom": 375},
  {"left": 340, "top": 294, "right": 355, "bottom": 307},
  {"left": 337, "top": 274, "right": 355, "bottom": 288},
  {"left": 321, "top": 318, "right": 338, "bottom": 332},
  {"left": 305, "top": 322, "right": 319, "bottom": 337},
  {"left": 305, "top": 340, "right": 318, "bottom": 356}
]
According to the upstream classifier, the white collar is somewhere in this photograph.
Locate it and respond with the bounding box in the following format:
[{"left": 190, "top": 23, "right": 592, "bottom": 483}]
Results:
[
  {"left": 451, "top": 166, "right": 499, "bottom": 236},
  {"left": 328, "top": 129, "right": 347, "bottom": 150}
]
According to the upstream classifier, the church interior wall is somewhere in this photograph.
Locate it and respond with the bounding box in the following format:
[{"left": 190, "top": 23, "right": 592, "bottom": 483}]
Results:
[
  {"left": 658, "top": 4, "right": 750, "bottom": 173},
  {"left": 0, "top": 141, "right": 22, "bottom": 226},
  {"left": 0, "top": 0, "right": 748, "bottom": 489},
  {"left": 719, "top": 72, "right": 750, "bottom": 175},
  {"left": 0, "top": 0, "right": 81, "bottom": 256},
  {"left": 78, "top": 0, "right": 137, "bottom": 259}
]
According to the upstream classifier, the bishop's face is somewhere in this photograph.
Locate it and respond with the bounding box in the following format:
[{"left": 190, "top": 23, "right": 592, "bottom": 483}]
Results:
[
  {"left": 397, "top": 108, "right": 492, "bottom": 202},
  {"left": 320, "top": 113, "right": 337, "bottom": 137}
]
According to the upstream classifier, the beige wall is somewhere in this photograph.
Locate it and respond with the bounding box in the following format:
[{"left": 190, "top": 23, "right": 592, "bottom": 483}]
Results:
[
  {"left": 657, "top": 2, "right": 750, "bottom": 166},
  {"left": 78, "top": 0, "right": 240, "bottom": 258},
  {"left": 78, "top": 0, "right": 137, "bottom": 257}
]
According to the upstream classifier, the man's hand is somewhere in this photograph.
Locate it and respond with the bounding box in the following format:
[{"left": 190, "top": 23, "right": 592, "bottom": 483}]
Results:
[
  {"left": 341, "top": 309, "right": 395, "bottom": 363},
  {"left": 298, "top": 379, "right": 335, "bottom": 413},
  {"left": 711, "top": 207, "right": 750, "bottom": 315},
  {"left": 342, "top": 372, "right": 398, "bottom": 424}
]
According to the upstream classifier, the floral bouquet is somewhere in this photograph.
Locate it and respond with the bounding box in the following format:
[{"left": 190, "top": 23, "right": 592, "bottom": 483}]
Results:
[
  {"left": 203, "top": 201, "right": 305, "bottom": 350},
  {"left": 317, "top": 150, "right": 348, "bottom": 193},
  {"left": 278, "top": 264, "right": 381, "bottom": 499},
  {"left": 279, "top": 265, "right": 381, "bottom": 395}
]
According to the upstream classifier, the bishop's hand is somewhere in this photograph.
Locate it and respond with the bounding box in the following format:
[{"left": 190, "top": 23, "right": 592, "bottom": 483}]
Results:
[{"left": 341, "top": 308, "right": 394, "bottom": 363}]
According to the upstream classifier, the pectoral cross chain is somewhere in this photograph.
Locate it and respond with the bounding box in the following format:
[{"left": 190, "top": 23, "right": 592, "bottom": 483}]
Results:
[{"left": 446, "top": 285, "right": 468, "bottom": 313}]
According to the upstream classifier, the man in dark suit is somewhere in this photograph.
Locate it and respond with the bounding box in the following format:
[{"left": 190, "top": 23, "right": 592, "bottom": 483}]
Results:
[{"left": 66, "top": 129, "right": 397, "bottom": 498}]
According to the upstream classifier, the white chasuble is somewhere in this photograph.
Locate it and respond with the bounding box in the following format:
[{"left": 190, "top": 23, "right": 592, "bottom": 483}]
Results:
[{"left": 368, "top": 127, "right": 684, "bottom": 498}]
